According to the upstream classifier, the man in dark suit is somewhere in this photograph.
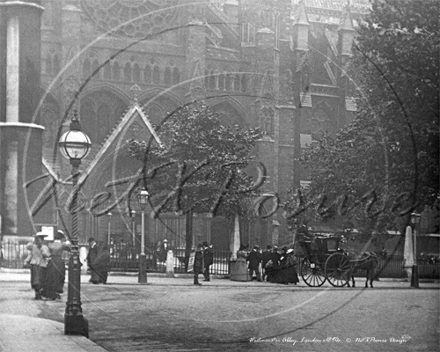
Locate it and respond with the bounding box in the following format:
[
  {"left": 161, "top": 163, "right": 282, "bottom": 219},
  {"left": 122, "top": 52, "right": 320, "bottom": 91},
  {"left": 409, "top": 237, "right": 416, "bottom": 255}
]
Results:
[
  {"left": 247, "top": 245, "right": 262, "bottom": 281},
  {"left": 194, "top": 243, "right": 204, "bottom": 286},
  {"left": 86, "top": 238, "right": 100, "bottom": 284},
  {"left": 202, "top": 242, "right": 214, "bottom": 281}
]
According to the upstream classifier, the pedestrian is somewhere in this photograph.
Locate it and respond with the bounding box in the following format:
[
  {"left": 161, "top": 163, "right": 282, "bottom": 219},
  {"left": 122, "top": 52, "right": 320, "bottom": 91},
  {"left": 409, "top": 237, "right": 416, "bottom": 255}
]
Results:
[
  {"left": 24, "top": 232, "right": 51, "bottom": 300},
  {"left": 158, "top": 239, "right": 169, "bottom": 262},
  {"left": 267, "top": 246, "right": 281, "bottom": 283},
  {"left": 285, "top": 248, "right": 299, "bottom": 284},
  {"left": 193, "top": 243, "right": 204, "bottom": 286},
  {"left": 275, "top": 246, "right": 290, "bottom": 284},
  {"left": 86, "top": 238, "right": 100, "bottom": 284},
  {"left": 202, "top": 242, "right": 214, "bottom": 281},
  {"left": 45, "top": 230, "right": 71, "bottom": 300},
  {"left": 247, "top": 245, "right": 262, "bottom": 281},
  {"left": 92, "top": 244, "right": 111, "bottom": 284},
  {"left": 262, "top": 245, "right": 272, "bottom": 281}
]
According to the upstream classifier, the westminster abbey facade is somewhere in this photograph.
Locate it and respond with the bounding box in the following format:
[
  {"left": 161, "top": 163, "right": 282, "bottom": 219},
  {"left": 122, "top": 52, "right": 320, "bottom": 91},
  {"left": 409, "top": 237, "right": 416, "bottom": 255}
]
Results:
[{"left": 0, "top": 0, "right": 369, "bottom": 251}]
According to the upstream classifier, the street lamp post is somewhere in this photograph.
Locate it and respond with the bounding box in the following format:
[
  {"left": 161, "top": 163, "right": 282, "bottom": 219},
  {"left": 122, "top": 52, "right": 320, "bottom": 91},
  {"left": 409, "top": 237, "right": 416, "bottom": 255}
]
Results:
[
  {"left": 107, "top": 212, "right": 112, "bottom": 244},
  {"left": 58, "top": 110, "right": 91, "bottom": 337},
  {"left": 131, "top": 210, "right": 136, "bottom": 249},
  {"left": 137, "top": 188, "right": 149, "bottom": 283},
  {"left": 410, "top": 212, "right": 421, "bottom": 288}
]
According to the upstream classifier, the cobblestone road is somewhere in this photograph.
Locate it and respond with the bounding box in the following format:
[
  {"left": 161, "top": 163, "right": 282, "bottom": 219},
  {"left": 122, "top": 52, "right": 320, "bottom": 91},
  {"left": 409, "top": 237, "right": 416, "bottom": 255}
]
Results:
[{"left": 0, "top": 276, "right": 438, "bottom": 352}]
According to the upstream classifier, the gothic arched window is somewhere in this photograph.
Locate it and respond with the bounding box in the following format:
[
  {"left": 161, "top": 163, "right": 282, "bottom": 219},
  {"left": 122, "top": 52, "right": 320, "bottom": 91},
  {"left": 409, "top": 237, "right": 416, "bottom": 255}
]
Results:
[
  {"left": 133, "top": 63, "right": 141, "bottom": 83},
  {"left": 209, "top": 71, "right": 216, "bottom": 89},
  {"left": 241, "top": 74, "right": 248, "bottom": 92},
  {"left": 112, "top": 62, "right": 120, "bottom": 81},
  {"left": 97, "top": 104, "right": 112, "bottom": 142},
  {"left": 104, "top": 62, "right": 112, "bottom": 79},
  {"left": 219, "top": 73, "right": 225, "bottom": 90},
  {"left": 144, "top": 65, "right": 152, "bottom": 84},
  {"left": 311, "top": 106, "right": 334, "bottom": 139},
  {"left": 234, "top": 74, "right": 240, "bottom": 91},
  {"left": 92, "top": 59, "right": 100, "bottom": 79},
  {"left": 225, "top": 73, "right": 232, "bottom": 91},
  {"left": 124, "top": 63, "right": 132, "bottom": 82},
  {"left": 164, "top": 67, "right": 172, "bottom": 86},
  {"left": 153, "top": 65, "right": 160, "bottom": 84},
  {"left": 172, "top": 67, "right": 180, "bottom": 85},
  {"left": 80, "top": 91, "right": 127, "bottom": 146}
]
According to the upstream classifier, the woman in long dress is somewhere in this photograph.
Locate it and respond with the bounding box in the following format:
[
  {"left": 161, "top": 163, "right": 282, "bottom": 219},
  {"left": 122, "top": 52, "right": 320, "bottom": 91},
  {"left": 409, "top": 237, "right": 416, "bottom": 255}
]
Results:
[
  {"left": 92, "top": 244, "right": 111, "bottom": 284},
  {"left": 45, "top": 231, "right": 70, "bottom": 300}
]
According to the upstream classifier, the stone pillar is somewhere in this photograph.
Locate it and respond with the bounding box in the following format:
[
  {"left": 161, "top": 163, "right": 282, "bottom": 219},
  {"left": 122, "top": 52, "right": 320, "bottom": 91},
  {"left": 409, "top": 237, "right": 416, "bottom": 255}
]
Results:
[
  {"left": 0, "top": 1, "right": 44, "bottom": 240},
  {"left": 6, "top": 15, "right": 19, "bottom": 123},
  {"left": 166, "top": 250, "right": 175, "bottom": 278}
]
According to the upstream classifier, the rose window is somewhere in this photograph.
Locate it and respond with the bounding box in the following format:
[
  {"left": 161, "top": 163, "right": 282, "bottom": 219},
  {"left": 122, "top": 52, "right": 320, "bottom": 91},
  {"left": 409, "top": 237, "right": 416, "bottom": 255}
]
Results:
[{"left": 81, "top": 0, "right": 180, "bottom": 38}]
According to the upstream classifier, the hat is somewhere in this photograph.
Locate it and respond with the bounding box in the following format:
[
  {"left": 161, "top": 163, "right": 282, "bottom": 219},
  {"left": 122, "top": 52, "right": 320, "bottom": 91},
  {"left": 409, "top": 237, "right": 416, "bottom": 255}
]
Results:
[
  {"left": 253, "top": 245, "right": 260, "bottom": 250},
  {"left": 88, "top": 237, "right": 95, "bottom": 242},
  {"left": 266, "top": 245, "right": 272, "bottom": 250},
  {"left": 35, "top": 232, "right": 48, "bottom": 238},
  {"left": 55, "top": 230, "right": 65, "bottom": 239},
  {"left": 202, "top": 241, "right": 208, "bottom": 246},
  {"left": 286, "top": 248, "right": 294, "bottom": 254},
  {"left": 163, "top": 239, "right": 168, "bottom": 243}
]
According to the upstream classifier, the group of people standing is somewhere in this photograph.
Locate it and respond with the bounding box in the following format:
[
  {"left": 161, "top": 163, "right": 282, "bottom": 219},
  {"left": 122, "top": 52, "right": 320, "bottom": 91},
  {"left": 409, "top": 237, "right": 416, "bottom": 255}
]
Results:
[
  {"left": 193, "top": 242, "right": 214, "bottom": 285},
  {"left": 25, "top": 230, "right": 70, "bottom": 300},
  {"left": 246, "top": 245, "right": 299, "bottom": 285},
  {"left": 86, "top": 238, "right": 111, "bottom": 284}
]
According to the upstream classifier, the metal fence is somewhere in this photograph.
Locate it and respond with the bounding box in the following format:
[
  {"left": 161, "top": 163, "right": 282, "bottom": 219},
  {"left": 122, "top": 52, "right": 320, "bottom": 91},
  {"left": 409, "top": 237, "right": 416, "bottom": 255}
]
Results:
[
  {"left": 108, "top": 244, "right": 231, "bottom": 275},
  {"left": 2, "top": 241, "right": 439, "bottom": 280}
]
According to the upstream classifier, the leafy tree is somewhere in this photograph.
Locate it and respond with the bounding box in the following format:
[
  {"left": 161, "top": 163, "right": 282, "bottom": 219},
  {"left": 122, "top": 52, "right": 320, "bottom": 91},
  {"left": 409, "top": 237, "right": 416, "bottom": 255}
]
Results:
[
  {"left": 129, "top": 103, "right": 262, "bottom": 219},
  {"left": 297, "top": 0, "right": 439, "bottom": 241}
]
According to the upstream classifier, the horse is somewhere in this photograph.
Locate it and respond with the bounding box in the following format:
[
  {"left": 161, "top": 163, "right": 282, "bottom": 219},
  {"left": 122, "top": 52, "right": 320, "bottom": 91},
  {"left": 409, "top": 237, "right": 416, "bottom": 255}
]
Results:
[{"left": 347, "top": 252, "right": 380, "bottom": 288}]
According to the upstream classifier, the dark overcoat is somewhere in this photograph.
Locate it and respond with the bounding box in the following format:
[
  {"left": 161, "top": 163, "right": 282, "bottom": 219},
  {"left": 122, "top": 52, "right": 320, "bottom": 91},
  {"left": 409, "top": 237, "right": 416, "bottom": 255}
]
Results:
[{"left": 247, "top": 250, "right": 262, "bottom": 270}]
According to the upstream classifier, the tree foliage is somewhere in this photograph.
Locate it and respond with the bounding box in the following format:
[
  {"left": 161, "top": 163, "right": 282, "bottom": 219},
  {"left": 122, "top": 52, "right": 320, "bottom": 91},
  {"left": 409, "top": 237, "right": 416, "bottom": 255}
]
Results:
[
  {"left": 298, "top": 0, "right": 439, "bottom": 237},
  {"left": 129, "top": 104, "right": 262, "bottom": 218}
]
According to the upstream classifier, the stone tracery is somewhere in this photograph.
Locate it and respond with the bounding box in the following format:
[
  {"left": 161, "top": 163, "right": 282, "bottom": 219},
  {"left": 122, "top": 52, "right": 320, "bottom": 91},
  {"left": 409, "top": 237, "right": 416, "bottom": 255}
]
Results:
[{"left": 81, "top": 0, "right": 180, "bottom": 38}]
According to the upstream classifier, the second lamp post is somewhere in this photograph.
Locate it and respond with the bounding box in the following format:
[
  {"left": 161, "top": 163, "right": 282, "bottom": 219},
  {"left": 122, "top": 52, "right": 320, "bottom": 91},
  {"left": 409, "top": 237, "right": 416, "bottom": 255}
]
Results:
[
  {"left": 137, "top": 188, "right": 149, "bottom": 283},
  {"left": 58, "top": 110, "right": 91, "bottom": 336}
]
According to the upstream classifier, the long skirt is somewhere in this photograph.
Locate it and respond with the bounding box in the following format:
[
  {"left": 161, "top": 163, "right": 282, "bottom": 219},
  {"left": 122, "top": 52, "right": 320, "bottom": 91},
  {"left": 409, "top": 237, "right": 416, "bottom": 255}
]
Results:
[
  {"left": 89, "top": 266, "right": 101, "bottom": 284},
  {"left": 94, "top": 266, "right": 109, "bottom": 284},
  {"left": 285, "top": 265, "right": 299, "bottom": 284},
  {"left": 45, "top": 257, "right": 65, "bottom": 299},
  {"left": 30, "top": 265, "right": 46, "bottom": 292},
  {"left": 272, "top": 266, "right": 299, "bottom": 284}
]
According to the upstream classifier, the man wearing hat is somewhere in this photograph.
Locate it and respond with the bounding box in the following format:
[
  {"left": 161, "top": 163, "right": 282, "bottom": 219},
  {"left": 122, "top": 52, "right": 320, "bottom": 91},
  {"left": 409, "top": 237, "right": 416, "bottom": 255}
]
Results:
[
  {"left": 202, "top": 242, "right": 214, "bottom": 282},
  {"left": 193, "top": 243, "right": 204, "bottom": 285},
  {"left": 86, "top": 238, "right": 100, "bottom": 284},
  {"left": 24, "top": 232, "right": 51, "bottom": 299},
  {"left": 246, "top": 245, "right": 262, "bottom": 281}
]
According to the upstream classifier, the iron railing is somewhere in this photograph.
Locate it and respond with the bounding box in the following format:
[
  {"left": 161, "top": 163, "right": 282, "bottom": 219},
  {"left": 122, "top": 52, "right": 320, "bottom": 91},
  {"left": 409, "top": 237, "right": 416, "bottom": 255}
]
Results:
[{"left": 2, "top": 241, "right": 439, "bottom": 280}]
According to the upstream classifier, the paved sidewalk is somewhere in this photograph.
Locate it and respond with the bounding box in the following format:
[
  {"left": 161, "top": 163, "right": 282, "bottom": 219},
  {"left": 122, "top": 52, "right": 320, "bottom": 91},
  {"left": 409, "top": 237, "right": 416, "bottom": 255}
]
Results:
[
  {"left": 0, "top": 269, "right": 264, "bottom": 352},
  {"left": 0, "top": 314, "right": 107, "bottom": 352}
]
